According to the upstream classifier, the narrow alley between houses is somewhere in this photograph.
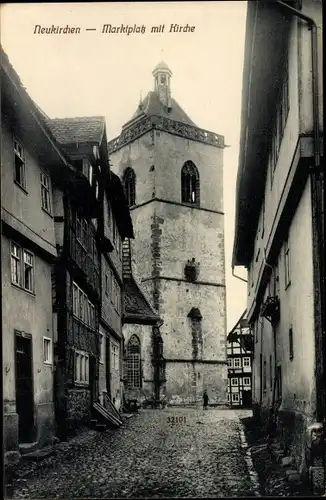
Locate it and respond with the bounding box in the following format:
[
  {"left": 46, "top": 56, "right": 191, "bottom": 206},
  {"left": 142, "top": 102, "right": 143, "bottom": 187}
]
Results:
[{"left": 11, "top": 408, "right": 258, "bottom": 499}]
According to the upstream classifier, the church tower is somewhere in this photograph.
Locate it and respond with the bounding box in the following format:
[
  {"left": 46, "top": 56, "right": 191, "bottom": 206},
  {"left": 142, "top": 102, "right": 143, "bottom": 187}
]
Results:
[{"left": 108, "top": 62, "right": 227, "bottom": 405}]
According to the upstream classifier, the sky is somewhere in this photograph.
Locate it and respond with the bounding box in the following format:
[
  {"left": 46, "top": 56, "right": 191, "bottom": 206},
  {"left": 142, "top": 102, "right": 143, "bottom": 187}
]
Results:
[{"left": 1, "top": 1, "right": 248, "bottom": 331}]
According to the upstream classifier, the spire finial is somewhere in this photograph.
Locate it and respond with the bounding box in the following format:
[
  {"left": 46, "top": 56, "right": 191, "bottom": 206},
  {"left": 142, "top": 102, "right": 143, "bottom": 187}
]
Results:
[{"left": 138, "top": 90, "right": 143, "bottom": 110}]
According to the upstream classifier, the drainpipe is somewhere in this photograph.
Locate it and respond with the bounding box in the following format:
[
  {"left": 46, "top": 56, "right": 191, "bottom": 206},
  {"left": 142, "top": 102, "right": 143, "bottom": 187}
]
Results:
[{"left": 232, "top": 266, "right": 248, "bottom": 283}]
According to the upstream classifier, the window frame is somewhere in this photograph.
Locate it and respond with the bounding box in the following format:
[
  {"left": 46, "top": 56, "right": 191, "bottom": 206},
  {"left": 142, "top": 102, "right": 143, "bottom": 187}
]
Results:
[
  {"left": 74, "top": 349, "right": 90, "bottom": 385},
  {"left": 231, "top": 392, "right": 240, "bottom": 403},
  {"left": 233, "top": 358, "right": 241, "bottom": 368},
  {"left": 181, "top": 161, "right": 200, "bottom": 207},
  {"left": 123, "top": 167, "right": 136, "bottom": 207},
  {"left": 99, "top": 332, "right": 104, "bottom": 364},
  {"left": 126, "top": 335, "right": 141, "bottom": 389},
  {"left": 13, "top": 137, "right": 27, "bottom": 191},
  {"left": 40, "top": 171, "right": 51, "bottom": 215},
  {"left": 243, "top": 377, "right": 251, "bottom": 386},
  {"left": 231, "top": 377, "right": 239, "bottom": 386},
  {"left": 43, "top": 336, "right": 52, "bottom": 365},
  {"left": 72, "top": 281, "right": 96, "bottom": 329},
  {"left": 10, "top": 242, "right": 35, "bottom": 294},
  {"left": 243, "top": 357, "right": 251, "bottom": 368}
]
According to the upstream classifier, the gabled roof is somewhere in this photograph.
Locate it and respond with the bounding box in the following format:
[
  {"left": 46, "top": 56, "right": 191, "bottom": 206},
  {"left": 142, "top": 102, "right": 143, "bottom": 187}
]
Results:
[
  {"left": 123, "top": 278, "right": 161, "bottom": 325},
  {"left": 127, "top": 91, "right": 196, "bottom": 127},
  {"left": 227, "top": 310, "right": 247, "bottom": 341},
  {"left": 46, "top": 116, "right": 106, "bottom": 145}
]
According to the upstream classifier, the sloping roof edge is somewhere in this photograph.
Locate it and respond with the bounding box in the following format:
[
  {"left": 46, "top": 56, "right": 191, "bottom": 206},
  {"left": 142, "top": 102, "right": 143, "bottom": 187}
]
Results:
[{"left": 227, "top": 309, "right": 247, "bottom": 341}]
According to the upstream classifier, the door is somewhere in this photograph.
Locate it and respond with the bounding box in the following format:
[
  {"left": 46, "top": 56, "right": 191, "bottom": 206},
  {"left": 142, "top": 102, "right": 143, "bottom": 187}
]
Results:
[
  {"left": 89, "top": 355, "right": 98, "bottom": 405},
  {"left": 15, "top": 332, "right": 34, "bottom": 442},
  {"left": 242, "top": 389, "right": 252, "bottom": 408}
]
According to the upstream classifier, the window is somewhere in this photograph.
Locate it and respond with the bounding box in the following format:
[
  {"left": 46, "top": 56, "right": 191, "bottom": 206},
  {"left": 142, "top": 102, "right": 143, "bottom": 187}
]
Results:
[
  {"left": 99, "top": 332, "right": 104, "bottom": 364},
  {"left": 191, "top": 372, "right": 197, "bottom": 387},
  {"left": 95, "top": 180, "right": 99, "bottom": 200},
  {"left": 14, "top": 138, "right": 26, "bottom": 189},
  {"left": 111, "top": 343, "right": 119, "bottom": 370},
  {"left": 270, "top": 51, "right": 289, "bottom": 184},
  {"left": 243, "top": 357, "right": 251, "bottom": 368},
  {"left": 243, "top": 377, "right": 251, "bottom": 386},
  {"left": 289, "top": 326, "right": 294, "bottom": 360},
  {"left": 284, "top": 238, "right": 291, "bottom": 288},
  {"left": 40, "top": 172, "right": 51, "bottom": 213},
  {"left": 126, "top": 335, "right": 141, "bottom": 388},
  {"left": 227, "top": 393, "right": 230, "bottom": 402},
  {"left": 11, "top": 243, "right": 21, "bottom": 286},
  {"left": 233, "top": 358, "right": 241, "bottom": 368},
  {"left": 231, "top": 378, "right": 239, "bottom": 386},
  {"left": 72, "top": 282, "right": 96, "bottom": 329},
  {"left": 43, "top": 337, "right": 52, "bottom": 364},
  {"left": 227, "top": 358, "right": 233, "bottom": 367},
  {"left": 74, "top": 350, "right": 89, "bottom": 384},
  {"left": 23, "top": 250, "right": 34, "bottom": 291},
  {"left": 231, "top": 393, "right": 240, "bottom": 402},
  {"left": 111, "top": 275, "right": 121, "bottom": 314},
  {"left": 10, "top": 242, "right": 34, "bottom": 292},
  {"left": 181, "top": 161, "right": 200, "bottom": 206},
  {"left": 123, "top": 167, "right": 136, "bottom": 207}
]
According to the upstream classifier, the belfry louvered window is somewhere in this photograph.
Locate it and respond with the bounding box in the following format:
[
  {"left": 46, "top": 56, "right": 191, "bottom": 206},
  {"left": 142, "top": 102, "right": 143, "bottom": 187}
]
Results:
[
  {"left": 123, "top": 167, "right": 136, "bottom": 207},
  {"left": 126, "top": 335, "right": 141, "bottom": 388},
  {"left": 181, "top": 161, "right": 200, "bottom": 206}
]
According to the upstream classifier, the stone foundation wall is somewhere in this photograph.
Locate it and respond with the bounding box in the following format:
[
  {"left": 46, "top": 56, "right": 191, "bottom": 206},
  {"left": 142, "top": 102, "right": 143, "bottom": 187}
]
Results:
[
  {"left": 66, "top": 388, "right": 91, "bottom": 431},
  {"left": 35, "top": 402, "right": 55, "bottom": 446},
  {"left": 252, "top": 402, "right": 318, "bottom": 480}
]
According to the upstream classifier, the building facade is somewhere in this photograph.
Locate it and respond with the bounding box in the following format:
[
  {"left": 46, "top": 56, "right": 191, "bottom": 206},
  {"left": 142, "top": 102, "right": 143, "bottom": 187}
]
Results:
[
  {"left": 108, "top": 62, "right": 228, "bottom": 405},
  {"left": 1, "top": 50, "right": 74, "bottom": 457},
  {"left": 227, "top": 311, "right": 253, "bottom": 408},
  {"left": 232, "top": 0, "right": 324, "bottom": 488}
]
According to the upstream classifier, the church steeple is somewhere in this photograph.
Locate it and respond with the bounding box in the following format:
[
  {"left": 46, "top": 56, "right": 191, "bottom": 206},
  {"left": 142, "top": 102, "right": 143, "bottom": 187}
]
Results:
[{"left": 152, "top": 61, "right": 172, "bottom": 109}]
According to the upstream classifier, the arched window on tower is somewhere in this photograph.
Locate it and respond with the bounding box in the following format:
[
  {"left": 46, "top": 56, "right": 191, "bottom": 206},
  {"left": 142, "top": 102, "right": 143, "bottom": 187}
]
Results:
[
  {"left": 181, "top": 161, "right": 200, "bottom": 206},
  {"left": 123, "top": 167, "right": 136, "bottom": 207},
  {"left": 126, "top": 335, "right": 141, "bottom": 388}
]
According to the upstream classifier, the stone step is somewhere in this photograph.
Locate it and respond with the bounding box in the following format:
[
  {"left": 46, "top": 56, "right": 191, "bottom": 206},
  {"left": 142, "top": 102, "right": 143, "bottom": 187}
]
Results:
[
  {"left": 95, "top": 424, "right": 107, "bottom": 432},
  {"left": 19, "top": 442, "right": 38, "bottom": 455},
  {"left": 21, "top": 446, "right": 54, "bottom": 461}
]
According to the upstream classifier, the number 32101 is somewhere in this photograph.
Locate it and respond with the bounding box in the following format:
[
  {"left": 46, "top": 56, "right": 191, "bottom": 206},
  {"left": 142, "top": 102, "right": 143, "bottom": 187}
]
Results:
[{"left": 167, "top": 416, "right": 186, "bottom": 423}]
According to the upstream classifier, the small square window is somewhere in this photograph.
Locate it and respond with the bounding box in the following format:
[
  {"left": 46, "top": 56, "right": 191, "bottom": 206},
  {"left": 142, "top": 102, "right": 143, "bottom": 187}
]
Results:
[
  {"left": 243, "top": 377, "right": 251, "bottom": 386},
  {"left": 243, "top": 357, "right": 251, "bottom": 367},
  {"left": 233, "top": 358, "right": 241, "bottom": 368},
  {"left": 43, "top": 337, "right": 52, "bottom": 364},
  {"left": 231, "top": 393, "right": 240, "bottom": 402},
  {"left": 231, "top": 378, "right": 239, "bottom": 386}
]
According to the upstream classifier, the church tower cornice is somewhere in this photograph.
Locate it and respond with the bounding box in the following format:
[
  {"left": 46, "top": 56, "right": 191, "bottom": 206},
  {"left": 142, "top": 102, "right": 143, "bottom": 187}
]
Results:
[{"left": 108, "top": 114, "right": 224, "bottom": 154}]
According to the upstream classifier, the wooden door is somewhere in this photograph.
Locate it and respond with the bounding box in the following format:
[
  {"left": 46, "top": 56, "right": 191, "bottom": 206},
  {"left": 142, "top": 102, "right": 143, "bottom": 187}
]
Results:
[{"left": 15, "top": 332, "right": 34, "bottom": 442}]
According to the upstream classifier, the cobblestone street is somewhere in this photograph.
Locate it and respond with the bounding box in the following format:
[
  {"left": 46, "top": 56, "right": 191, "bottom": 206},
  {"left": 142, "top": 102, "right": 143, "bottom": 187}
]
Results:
[{"left": 12, "top": 408, "right": 259, "bottom": 498}]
